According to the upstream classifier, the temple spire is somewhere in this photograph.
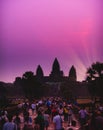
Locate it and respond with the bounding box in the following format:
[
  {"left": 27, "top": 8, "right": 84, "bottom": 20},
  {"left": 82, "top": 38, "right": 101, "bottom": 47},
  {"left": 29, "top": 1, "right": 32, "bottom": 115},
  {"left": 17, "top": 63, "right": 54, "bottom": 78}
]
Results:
[
  {"left": 52, "top": 58, "right": 60, "bottom": 73},
  {"left": 69, "top": 65, "right": 77, "bottom": 81},
  {"left": 36, "top": 65, "right": 44, "bottom": 78},
  {"left": 50, "top": 58, "right": 63, "bottom": 78}
]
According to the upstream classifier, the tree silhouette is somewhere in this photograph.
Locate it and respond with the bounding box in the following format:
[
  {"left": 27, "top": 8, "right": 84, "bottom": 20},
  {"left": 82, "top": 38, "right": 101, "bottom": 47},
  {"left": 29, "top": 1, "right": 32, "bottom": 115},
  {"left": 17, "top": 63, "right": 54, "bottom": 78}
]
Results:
[
  {"left": 13, "top": 77, "right": 24, "bottom": 96},
  {"left": 22, "top": 71, "right": 43, "bottom": 99},
  {"left": 86, "top": 62, "right": 103, "bottom": 101},
  {"left": 0, "top": 82, "right": 8, "bottom": 107}
]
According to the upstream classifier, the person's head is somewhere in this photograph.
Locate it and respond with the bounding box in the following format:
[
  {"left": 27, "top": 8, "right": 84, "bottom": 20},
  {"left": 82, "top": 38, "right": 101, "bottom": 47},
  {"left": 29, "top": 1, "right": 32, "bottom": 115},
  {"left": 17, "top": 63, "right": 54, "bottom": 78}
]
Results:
[
  {"left": 82, "top": 105, "right": 85, "bottom": 110},
  {"left": 37, "top": 110, "right": 42, "bottom": 115},
  {"left": 44, "top": 110, "right": 48, "bottom": 114},
  {"left": 96, "top": 110, "right": 102, "bottom": 116},
  {"left": 54, "top": 110, "right": 59, "bottom": 116},
  {"left": 7, "top": 114, "right": 13, "bottom": 122},
  {"left": 60, "top": 105, "right": 63, "bottom": 109},
  {"left": 15, "top": 112, "right": 19, "bottom": 117}
]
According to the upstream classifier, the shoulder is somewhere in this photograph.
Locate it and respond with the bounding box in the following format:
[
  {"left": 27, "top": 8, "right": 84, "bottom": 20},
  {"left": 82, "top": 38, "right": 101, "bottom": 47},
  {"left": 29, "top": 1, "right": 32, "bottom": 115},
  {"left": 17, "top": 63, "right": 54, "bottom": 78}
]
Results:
[
  {"left": 3, "top": 122, "right": 10, "bottom": 126},
  {"left": 53, "top": 115, "right": 57, "bottom": 122},
  {"left": 53, "top": 115, "right": 60, "bottom": 121}
]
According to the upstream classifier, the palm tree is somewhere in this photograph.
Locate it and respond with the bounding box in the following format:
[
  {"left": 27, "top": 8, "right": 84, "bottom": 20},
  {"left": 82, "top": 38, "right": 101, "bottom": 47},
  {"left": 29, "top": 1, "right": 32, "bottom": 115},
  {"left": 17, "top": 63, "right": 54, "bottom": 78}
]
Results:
[
  {"left": 22, "top": 71, "right": 34, "bottom": 79},
  {"left": 86, "top": 62, "right": 103, "bottom": 102},
  {"left": 92, "top": 62, "right": 103, "bottom": 78}
]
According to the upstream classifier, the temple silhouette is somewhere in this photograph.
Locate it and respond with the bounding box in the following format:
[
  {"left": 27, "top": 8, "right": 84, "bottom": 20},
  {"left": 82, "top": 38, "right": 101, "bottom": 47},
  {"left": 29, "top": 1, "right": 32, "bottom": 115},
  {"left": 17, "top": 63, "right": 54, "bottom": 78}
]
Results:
[
  {"left": 0, "top": 58, "right": 90, "bottom": 98},
  {"left": 36, "top": 57, "right": 77, "bottom": 82},
  {"left": 35, "top": 58, "right": 89, "bottom": 97}
]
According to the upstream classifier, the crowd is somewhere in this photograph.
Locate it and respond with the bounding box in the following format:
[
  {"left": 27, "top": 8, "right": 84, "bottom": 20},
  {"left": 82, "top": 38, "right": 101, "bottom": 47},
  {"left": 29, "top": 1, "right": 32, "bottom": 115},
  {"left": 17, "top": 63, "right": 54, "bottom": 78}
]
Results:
[{"left": 0, "top": 97, "right": 103, "bottom": 130}]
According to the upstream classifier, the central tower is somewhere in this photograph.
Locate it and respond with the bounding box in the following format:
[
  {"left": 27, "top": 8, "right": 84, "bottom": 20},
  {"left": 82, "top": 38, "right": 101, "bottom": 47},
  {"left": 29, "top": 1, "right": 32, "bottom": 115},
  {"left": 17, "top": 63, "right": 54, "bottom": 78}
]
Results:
[{"left": 50, "top": 58, "right": 63, "bottom": 80}]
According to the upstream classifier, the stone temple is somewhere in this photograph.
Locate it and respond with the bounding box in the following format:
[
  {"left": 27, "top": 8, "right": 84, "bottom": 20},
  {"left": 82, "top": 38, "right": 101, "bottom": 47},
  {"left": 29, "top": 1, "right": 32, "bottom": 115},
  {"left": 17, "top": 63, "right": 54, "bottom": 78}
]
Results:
[
  {"left": 36, "top": 58, "right": 76, "bottom": 82},
  {"left": 35, "top": 57, "right": 90, "bottom": 97},
  {"left": 0, "top": 58, "right": 90, "bottom": 99}
]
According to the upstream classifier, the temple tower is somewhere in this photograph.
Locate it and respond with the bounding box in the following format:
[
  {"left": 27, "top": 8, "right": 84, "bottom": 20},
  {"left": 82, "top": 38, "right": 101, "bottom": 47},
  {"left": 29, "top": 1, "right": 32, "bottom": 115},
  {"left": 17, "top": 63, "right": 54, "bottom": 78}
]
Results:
[
  {"left": 50, "top": 58, "right": 63, "bottom": 79},
  {"left": 68, "top": 65, "right": 77, "bottom": 81}
]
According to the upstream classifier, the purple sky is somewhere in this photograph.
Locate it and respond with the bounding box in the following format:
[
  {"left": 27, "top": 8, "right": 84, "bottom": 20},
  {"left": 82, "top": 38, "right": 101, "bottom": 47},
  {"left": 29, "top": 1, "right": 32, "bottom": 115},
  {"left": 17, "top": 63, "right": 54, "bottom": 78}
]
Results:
[{"left": 0, "top": 0, "right": 103, "bottom": 82}]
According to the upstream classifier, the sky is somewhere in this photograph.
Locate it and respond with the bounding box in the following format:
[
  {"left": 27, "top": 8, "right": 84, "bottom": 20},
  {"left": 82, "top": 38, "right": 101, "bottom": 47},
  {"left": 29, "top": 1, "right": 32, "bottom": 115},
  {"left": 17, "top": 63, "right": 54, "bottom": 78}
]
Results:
[{"left": 0, "top": 0, "right": 103, "bottom": 83}]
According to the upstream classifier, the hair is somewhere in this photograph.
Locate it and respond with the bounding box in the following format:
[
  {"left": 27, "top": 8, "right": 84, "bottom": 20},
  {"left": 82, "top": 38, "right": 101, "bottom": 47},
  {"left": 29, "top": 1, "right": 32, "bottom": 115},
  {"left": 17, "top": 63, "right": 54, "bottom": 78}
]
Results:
[
  {"left": 68, "top": 128, "right": 73, "bottom": 130},
  {"left": 44, "top": 110, "right": 48, "bottom": 114},
  {"left": 71, "top": 120, "right": 76, "bottom": 126},
  {"left": 7, "top": 114, "right": 13, "bottom": 122},
  {"left": 37, "top": 110, "right": 42, "bottom": 115}
]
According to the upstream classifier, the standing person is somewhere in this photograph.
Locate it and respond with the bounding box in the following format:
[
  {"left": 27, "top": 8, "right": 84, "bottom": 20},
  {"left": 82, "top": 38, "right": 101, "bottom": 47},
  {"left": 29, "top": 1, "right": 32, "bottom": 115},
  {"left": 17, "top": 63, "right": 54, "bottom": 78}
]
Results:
[
  {"left": 52, "top": 106, "right": 58, "bottom": 120},
  {"left": 88, "top": 110, "right": 96, "bottom": 130},
  {"left": 79, "top": 106, "right": 88, "bottom": 127},
  {"left": 14, "top": 113, "right": 21, "bottom": 130},
  {"left": 43, "top": 110, "right": 50, "bottom": 130},
  {"left": 35, "top": 111, "right": 45, "bottom": 130},
  {"left": 23, "top": 111, "right": 34, "bottom": 130},
  {"left": 68, "top": 107, "right": 72, "bottom": 126},
  {"left": 31, "top": 102, "right": 36, "bottom": 115},
  {"left": 3, "top": 114, "right": 17, "bottom": 130},
  {"left": 23, "top": 109, "right": 29, "bottom": 124},
  {"left": 58, "top": 106, "right": 63, "bottom": 117},
  {"left": 58, "top": 105, "right": 64, "bottom": 122},
  {"left": 63, "top": 106, "right": 68, "bottom": 122},
  {"left": 19, "top": 112, "right": 24, "bottom": 130},
  {"left": 53, "top": 111, "right": 64, "bottom": 130},
  {"left": 95, "top": 111, "right": 103, "bottom": 130},
  {"left": 0, "top": 110, "right": 7, "bottom": 130}
]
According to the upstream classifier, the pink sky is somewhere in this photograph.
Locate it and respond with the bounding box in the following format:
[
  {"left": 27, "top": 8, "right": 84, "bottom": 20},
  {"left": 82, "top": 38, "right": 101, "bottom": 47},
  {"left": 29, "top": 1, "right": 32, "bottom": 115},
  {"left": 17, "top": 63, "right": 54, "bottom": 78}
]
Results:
[{"left": 0, "top": 0, "right": 103, "bottom": 82}]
